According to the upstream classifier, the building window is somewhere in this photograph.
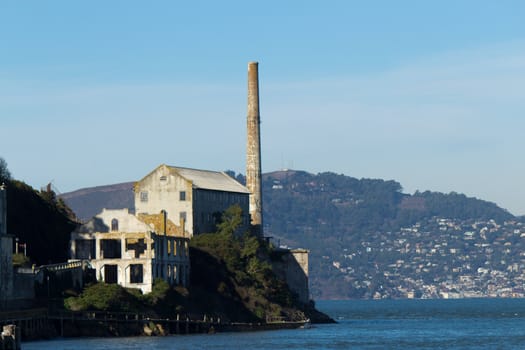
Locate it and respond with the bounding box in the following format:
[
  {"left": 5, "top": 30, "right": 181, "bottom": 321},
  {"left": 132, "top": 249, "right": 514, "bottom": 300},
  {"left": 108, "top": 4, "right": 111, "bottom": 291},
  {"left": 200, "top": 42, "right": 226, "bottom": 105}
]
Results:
[
  {"left": 104, "top": 265, "right": 118, "bottom": 284},
  {"left": 179, "top": 191, "right": 186, "bottom": 201},
  {"left": 111, "top": 218, "right": 119, "bottom": 231},
  {"left": 158, "top": 237, "right": 164, "bottom": 257},
  {"left": 75, "top": 239, "right": 95, "bottom": 259},
  {"left": 100, "top": 239, "right": 121, "bottom": 259},
  {"left": 126, "top": 238, "right": 146, "bottom": 258},
  {"left": 160, "top": 175, "right": 167, "bottom": 181},
  {"left": 130, "top": 264, "right": 143, "bottom": 284},
  {"left": 180, "top": 211, "right": 187, "bottom": 223},
  {"left": 140, "top": 191, "right": 148, "bottom": 202}
]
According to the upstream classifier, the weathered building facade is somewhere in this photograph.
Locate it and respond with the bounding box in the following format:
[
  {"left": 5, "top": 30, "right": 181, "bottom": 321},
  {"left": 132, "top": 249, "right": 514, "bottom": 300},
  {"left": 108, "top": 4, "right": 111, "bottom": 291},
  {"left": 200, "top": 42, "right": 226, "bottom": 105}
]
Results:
[
  {"left": 70, "top": 208, "right": 190, "bottom": 294},
  {"left": 134, "top": 164, "right": 250, "bottom": 237},
  {"left": 272, "top": 248, "right": 310, "bottom": 304},
  {"left": 0, "top": 184, "right": 14, "bottom": 308}
]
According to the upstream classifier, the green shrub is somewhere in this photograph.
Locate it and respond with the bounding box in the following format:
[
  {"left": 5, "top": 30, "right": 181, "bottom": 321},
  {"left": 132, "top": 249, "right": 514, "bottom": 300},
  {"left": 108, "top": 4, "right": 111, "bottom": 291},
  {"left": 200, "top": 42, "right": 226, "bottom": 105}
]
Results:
[
  {"left": 64, "top": 282, "right": 144, "bottom": 312},
  {"left": 144, "top": 278, "right": 170, "bottom": 305}
]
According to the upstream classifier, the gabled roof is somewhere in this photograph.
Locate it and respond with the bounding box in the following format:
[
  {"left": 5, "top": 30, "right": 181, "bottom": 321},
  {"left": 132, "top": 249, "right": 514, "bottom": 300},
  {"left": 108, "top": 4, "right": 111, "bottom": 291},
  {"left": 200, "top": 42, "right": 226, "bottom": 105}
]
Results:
[{"left": 167, "top": 165, "right": 250, "bottom": 194}]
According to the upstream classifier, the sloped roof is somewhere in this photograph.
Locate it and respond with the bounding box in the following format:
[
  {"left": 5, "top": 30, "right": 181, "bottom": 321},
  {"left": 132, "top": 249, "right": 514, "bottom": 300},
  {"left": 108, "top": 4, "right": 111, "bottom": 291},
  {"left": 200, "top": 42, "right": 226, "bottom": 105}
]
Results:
[{"left": 168, "top": 166, "right": 250, "bottom": 194}]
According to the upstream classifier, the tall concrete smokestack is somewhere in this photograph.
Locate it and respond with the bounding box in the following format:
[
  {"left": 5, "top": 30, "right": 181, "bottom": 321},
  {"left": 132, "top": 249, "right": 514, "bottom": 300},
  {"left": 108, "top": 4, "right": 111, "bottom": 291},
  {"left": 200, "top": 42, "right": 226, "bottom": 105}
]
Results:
[{"left": 246, "top": 61, "right": 263, "bottom": 235}]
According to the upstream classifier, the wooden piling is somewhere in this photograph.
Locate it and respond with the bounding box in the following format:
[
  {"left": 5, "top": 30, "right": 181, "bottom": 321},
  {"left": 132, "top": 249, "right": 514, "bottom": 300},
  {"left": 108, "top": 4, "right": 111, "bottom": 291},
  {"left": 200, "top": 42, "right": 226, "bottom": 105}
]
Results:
[{"left": 0, "top": 325, "right": 21, "bottom": 350}]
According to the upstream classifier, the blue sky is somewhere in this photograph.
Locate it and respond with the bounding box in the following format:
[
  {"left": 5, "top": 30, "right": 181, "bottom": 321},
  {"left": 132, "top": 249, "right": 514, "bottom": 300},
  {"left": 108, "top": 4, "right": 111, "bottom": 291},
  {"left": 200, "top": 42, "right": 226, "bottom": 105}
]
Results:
[{"left": 1, "top": 1, "right": 524, "bottom": 214}]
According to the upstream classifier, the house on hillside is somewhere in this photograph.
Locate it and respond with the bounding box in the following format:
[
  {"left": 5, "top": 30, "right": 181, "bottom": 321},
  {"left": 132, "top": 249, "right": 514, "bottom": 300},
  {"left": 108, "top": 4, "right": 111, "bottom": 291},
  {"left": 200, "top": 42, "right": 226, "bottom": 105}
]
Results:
[
  {"left": 134, "top": 164, "right": 250, "bottom": 237},
  {"left": 70, "top": 208, "right": 190, "bottom": 293}
]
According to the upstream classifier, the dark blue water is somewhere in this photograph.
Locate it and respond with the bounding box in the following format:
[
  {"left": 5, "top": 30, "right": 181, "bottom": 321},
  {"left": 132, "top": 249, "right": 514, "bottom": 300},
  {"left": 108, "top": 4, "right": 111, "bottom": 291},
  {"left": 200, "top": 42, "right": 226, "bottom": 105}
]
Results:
[{"left": 24, "top": 299, "right": 525, "bottom": 349}]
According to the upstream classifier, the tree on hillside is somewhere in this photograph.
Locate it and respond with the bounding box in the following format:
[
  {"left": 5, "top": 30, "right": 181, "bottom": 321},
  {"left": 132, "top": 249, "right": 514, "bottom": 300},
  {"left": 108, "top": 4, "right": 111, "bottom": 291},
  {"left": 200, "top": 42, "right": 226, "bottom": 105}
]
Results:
[
  {"left": 0, "top": 157, "right": 11, "bottom": 183},
  {"left": 216, "top": 204, "right": 244, "bottom": 237}
]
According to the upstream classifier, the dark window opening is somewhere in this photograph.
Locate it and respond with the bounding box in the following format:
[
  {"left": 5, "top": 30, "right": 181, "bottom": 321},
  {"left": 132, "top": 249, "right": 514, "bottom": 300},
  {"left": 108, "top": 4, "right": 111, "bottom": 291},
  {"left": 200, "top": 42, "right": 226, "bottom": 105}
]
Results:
[
  {"left": 126, "top": 238, "right": 147, "bottom": 258},
  {"left": 157, "top": 237, "right": 164, "bottom": 257},
  {"left": 100, "top": 239, "right": 122, "bottom": 258},
  {"left": 179, "top": 191, "right": 186, "bottom": 201},
  {"left": 111, "top": 218, "right": 119, "bottom": 231},
  {"left": 75, "top": 239, "right": 95, "bottom": 259},
  {"left": 104, "top": 264, "right": 118, "bottom": 284},
  {"left": 130, "top": 264, "right": 143, "bottom": 284}
]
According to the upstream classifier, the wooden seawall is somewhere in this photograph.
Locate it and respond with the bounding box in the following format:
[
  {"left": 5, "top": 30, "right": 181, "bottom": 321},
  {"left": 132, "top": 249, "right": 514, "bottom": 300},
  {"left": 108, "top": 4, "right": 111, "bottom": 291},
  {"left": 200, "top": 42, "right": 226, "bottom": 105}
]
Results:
[
  {"left": 1, "top": 309, "right": 309, "bottom": 342},
  {"left": 0, "top": 325, "right": 21, "bottom": 350},
  {"left": 48, "top": 311, "right": 223, "bottom": 337},
  {"left": 0, "top": 309, "right": 50, "bottom": 341},
  {"left": 47, "top": 311, "right": 309, "bottom": 336}
]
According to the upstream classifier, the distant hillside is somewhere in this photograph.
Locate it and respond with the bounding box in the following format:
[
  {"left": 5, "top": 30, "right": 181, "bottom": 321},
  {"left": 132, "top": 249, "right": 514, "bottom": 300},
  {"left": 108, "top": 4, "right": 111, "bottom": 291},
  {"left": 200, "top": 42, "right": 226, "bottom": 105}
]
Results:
[
  {"left": 260, "top": 171, "right": 516, "bottom": 298},
  {"left": 61, "top": 170, "right": 517, "bottom": 299},
  {"left": 60, "top": 182, "right": 135, "bottom": 221},
  {"left": 261, "top": 170, "right": 513, "bottom": 246}
]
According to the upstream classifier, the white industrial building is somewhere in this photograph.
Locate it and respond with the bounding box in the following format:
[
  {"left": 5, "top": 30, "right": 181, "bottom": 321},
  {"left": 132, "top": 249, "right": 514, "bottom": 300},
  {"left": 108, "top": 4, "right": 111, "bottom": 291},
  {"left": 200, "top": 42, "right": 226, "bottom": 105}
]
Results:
[
  {"left": 134, "top": 164, "right": 250, "bottom": 237},
  {"left": 70, "top": 208, "right": 190, "bottom": 294}
]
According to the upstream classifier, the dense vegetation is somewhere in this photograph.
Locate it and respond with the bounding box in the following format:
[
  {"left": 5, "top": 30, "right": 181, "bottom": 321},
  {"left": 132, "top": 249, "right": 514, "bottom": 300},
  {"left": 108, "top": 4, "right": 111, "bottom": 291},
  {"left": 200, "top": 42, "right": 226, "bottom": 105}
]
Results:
[
  {"left": 64, "top": 279, "right": 178, "bottom": 315},
  {"left": 2, "top": 158, "right": 77, "bottom": 266},
  {"left": 261, "top": 170, "right": 512, "bottom": 243},
  {"left": 190, "top": 205, "right": 304, "bottom": 322},
  {"left": 1, "top": 157, "right": 73, "bottom": 267},
  {"left": 0, "top": 157, "right": 11, "bottom": 184}
]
